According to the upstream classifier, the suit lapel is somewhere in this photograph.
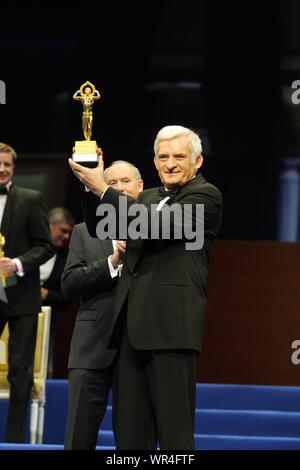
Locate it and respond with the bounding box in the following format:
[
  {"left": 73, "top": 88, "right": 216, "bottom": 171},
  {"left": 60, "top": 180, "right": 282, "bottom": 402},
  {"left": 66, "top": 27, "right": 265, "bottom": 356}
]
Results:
[
  {"left": 0, "top": 185, "right": 17, "bottom": 239},
  {"left": 166, "top": 174, "right": 206, "bottom": 205},
  {"left": 80, "top": 223, "right": 113, "bottom": 259}
]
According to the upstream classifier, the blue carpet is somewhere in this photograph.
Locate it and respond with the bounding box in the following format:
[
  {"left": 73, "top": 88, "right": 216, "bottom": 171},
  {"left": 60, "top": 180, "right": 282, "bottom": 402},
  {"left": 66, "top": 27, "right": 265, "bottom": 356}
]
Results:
[
  {"left": 0, "top": 380, "right": 68, "bottom": 444},
  {"left": 1, "top": 381, "right": 300, "bottom": 449},
  {"left": 99, "top": 406, "right": 300, "bottom": 438}
]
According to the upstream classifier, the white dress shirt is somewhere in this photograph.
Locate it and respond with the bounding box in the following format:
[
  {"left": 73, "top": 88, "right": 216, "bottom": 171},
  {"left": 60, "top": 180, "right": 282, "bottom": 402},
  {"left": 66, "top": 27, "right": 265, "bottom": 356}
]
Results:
[
  {"left": 39, "top": 254, "right": 57, "bottom": 285},
  {"left": 108, "top": 240, "right": 123, "bottom": 278}
]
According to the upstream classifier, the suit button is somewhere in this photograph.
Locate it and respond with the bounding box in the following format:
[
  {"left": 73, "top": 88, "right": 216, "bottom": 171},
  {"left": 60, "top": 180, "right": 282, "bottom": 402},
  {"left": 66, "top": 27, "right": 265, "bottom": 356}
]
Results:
[{"left": 133, "top": 272, "right": 138, "bottom": 278}]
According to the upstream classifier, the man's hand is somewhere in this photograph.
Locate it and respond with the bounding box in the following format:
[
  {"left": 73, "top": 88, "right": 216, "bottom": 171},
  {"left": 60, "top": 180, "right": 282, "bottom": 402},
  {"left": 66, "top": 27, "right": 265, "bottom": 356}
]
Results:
[
  {"left": 0, "top": 257, "right": 17, "bottom": 274},
  {"left": 68, "top": 148, "right": 108, "bottom": 196},
  {"left": 109, "top": 241, "right": 126, "bottom": 268},
  {"left": 40, "top": 287, "right": 49, "bottom": 301}
]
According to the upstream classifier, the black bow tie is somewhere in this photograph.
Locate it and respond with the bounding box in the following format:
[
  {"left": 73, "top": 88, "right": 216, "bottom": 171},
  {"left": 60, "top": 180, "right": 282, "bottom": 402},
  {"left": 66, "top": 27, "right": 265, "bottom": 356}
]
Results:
[
  {"left": 158, "top": 186, "right": 180, "bottom": 198},
  {"left": 0, "top": 187, "right": 8, "bottom": 195}
]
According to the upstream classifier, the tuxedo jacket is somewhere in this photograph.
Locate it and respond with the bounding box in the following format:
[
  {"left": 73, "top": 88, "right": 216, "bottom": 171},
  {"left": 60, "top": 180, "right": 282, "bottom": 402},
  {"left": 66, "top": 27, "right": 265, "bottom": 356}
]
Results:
[
  {"left": 85, "top": 174, "right": 223, "bottom": 352},
  {"left": 61, "top": 223, "right": 117, "bottom": 370},
  {"left": 0, "top": 185, "right": 54, "bottom": 317}
]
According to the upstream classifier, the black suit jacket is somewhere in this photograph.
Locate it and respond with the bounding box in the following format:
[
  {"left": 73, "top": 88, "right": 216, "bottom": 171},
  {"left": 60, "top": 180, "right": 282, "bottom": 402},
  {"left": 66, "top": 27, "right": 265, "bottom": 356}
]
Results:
[
  {"left": 85, "top": 174, "right": 222, "bottom": 352},
  {"left": 61, "top": 223, "right": 117, "bottom": 369},
  {"left": 0, "top": 185, "right": 54, "bottom": 317}
]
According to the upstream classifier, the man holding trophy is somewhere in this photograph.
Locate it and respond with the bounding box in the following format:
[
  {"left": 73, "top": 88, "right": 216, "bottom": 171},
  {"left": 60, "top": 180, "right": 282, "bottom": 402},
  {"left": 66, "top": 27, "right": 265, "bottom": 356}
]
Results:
[
  {"left": 0, "top": 142, "right": 53, "bottom": 442},
  {"left": 69, "top": 83, "right": 223, "bottom": 450}
]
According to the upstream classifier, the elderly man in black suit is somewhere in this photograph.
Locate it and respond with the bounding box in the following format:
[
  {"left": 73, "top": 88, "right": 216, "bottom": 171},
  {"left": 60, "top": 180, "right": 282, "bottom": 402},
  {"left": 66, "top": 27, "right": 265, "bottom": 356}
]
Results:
[
  {"left": 62, "top": 160, "right": 143, "bottom": 450},
  {"left": 0, "top": 142, "right": 53, "bottom": 443},
  {"left": 69, "top": 125, "right": 223, "bottom": 450}
]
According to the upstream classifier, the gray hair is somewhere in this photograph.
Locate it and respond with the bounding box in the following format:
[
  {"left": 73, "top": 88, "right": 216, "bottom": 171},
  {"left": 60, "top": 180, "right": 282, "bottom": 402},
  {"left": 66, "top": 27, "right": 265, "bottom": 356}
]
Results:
[
  {"left": 153, "top": 125, "right": 202, "bottom": 163},
  {"left": 104, "top": 160, "right": 142, "bottom": 181},
  {"left": 48, "top": 207, "right": 75, "bottom": 225}
]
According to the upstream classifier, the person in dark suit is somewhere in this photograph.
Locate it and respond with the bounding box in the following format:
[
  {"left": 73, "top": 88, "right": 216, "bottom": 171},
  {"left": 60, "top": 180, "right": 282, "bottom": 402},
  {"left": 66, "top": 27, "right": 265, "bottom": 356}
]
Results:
[
  {"left": 62, "top": 160, "right": 143, "bottom": 450},
  {"left": 0, "top": 142, "right": 53, "bottom": 443},
  {"left": 40, "top": 207, "right": 75, "bottom": 308},
  {"left": 39, "top": 207, "right": 75, "bottom": 377},
  {"left": 69, "top": 125, "right": 223, "bottom": 450}
]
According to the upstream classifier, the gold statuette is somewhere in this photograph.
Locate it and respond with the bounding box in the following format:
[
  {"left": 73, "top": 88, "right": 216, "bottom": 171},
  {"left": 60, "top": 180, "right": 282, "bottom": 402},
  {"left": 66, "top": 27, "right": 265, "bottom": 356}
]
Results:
[
  {"left": 72, "top": 81, "right": 100, "bottom": 167},
  {"left": 0, "top": 233, "right": 17, "bottom": 288}
]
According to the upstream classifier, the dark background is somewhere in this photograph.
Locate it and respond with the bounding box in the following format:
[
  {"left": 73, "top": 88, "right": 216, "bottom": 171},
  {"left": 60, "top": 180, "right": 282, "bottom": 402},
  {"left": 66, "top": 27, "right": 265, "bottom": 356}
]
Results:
[{"left": 0, "top": 1, "right": 299, "bottom": 239}]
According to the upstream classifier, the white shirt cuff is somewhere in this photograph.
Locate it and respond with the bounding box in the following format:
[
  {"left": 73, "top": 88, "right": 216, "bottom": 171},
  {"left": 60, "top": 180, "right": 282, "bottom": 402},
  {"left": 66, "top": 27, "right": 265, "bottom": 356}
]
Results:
[
  {"left": 13, "top": 258, "right": 24, "bottom": 277},
  {"left": 85, "top": 186, "right": 109, "bottom": 199},
  {"left": 108, "top": 256, "right": 120, "bottom": 278}
]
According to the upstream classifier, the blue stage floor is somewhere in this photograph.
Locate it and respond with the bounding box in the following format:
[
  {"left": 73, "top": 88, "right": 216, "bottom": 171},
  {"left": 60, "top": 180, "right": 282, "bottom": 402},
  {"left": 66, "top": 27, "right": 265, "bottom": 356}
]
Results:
[{"left": 1, "top": 381, "right": 300, "bottom": 449}]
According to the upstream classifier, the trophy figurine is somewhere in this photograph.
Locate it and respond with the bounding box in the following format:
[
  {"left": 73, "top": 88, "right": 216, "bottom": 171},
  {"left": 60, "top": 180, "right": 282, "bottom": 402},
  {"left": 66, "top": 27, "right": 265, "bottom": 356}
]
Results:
[
  {"left": 0, "top": 233, "right": 17, "bottom": 288},
  {"left": 72, "top": 81, "right": 101, "bottom": 167}
]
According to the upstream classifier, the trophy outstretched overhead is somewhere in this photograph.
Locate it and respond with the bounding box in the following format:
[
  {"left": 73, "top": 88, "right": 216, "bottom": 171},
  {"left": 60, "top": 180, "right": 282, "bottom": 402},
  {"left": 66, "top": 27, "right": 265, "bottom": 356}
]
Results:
[{"left": 72, "top": 81, "right": 100, "bottom": 167}]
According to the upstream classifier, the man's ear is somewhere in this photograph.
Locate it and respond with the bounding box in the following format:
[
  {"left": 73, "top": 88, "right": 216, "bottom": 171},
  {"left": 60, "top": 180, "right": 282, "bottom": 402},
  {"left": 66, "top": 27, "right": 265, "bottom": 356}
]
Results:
[
  {"left": 195, "top": 154, "right": 203, "bottom": 170},
  {"left": 138, "top": 179, "right": 144, "bottom": 192},
  {"left": 153, "top": 156, "right": 159, "bottom": 170}
]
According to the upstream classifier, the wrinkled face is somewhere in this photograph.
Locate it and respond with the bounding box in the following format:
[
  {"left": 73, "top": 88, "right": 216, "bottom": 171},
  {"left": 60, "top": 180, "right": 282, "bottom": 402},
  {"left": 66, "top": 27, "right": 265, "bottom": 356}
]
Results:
[
  {"left": 105, "top": 163, "right": 143, "bottom": 199},
  {"left": 154, "top": 135, "right": 203, "bottom": 188},
  {"left": 50, "top": 222, "right": 73, "bottom": 248},
  {"left": 0, "top": 152, "right": 14, "bottom": 188}
]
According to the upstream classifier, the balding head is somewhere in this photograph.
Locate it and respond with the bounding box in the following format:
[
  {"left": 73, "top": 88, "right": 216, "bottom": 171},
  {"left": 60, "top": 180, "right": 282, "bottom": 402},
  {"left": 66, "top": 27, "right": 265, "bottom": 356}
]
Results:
[{"left": 104, "top": 161, "right": 143, "bottom": 199}]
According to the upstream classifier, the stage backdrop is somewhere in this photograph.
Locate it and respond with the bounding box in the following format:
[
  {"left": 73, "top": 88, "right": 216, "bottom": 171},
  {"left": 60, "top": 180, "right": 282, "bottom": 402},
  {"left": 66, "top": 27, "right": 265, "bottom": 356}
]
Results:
[{"left": 198, "top": 240, "right": 300, "bottom": 386}]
